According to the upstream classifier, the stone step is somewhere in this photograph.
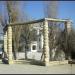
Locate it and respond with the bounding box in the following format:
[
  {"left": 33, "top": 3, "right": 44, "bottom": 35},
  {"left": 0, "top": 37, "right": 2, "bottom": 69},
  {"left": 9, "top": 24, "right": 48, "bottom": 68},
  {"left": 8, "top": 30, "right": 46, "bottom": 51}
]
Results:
[{"left": 13, "top": 60, "right": 31, "bottom": 64}]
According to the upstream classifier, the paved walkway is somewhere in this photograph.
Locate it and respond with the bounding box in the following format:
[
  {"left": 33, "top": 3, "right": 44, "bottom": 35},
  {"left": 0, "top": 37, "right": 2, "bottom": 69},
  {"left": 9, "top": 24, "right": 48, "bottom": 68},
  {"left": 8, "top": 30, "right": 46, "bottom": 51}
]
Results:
[{"left": 0, "top": 63, "right": 75, "bottom": 74}]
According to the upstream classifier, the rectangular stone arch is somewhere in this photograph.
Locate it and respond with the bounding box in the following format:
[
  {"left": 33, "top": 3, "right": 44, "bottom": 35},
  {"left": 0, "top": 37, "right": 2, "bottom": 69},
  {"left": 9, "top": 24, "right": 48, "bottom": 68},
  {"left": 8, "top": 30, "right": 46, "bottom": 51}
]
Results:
[{"left": 3, "top": 18, "right": 72, "bottom": 66}]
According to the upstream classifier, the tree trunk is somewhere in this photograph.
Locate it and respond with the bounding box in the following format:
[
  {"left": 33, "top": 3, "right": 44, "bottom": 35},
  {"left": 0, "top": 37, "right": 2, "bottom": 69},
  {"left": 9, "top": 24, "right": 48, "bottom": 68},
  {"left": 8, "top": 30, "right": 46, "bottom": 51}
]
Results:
[
  {"left": 24, "top": 44, "right": 28, "bottom": 60},
  {"left": 13, "top": 43, "right": 17, "bottom": 60}
]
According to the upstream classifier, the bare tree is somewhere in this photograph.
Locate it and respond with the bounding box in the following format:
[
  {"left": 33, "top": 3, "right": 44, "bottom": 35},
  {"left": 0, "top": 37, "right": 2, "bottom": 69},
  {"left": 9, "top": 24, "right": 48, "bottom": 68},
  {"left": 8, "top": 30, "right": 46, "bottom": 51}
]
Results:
[
  {"left": 44, "top": 1, "right": 58, "bottom": 18},
  {"left": 42, "top": 1, "right": 59, "bottom": 61},
  {"left": 5, "top": 1, "right": 20, "bottom": 59},
  {"left": 67, "top": 28, "right": 75, "bottom": 60},
  {"left": 0, "top": 1, "right": 30, "bottom": 60}
]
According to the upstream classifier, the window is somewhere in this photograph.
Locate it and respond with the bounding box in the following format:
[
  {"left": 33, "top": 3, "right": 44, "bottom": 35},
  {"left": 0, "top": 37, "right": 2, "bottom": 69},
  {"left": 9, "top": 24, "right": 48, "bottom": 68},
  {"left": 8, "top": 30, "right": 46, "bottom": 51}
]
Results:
[{"left": 32, "top": 45, "right": 36, "bottom": 50}]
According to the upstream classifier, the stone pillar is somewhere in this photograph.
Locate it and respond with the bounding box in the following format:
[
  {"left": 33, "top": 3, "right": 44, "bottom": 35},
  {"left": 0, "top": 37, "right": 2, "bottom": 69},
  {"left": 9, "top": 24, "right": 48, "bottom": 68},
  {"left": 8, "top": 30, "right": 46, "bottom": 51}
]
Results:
[
  {"left": 66, "top": 20, "right": 72, "bottom": 35},
  {"left": 7, "top": 25, "right": 13, "bottom": 64},
  {"left": 43, "top": 20, "right": 50, "bottom": 66},
  {"left": 4, "top": 31, "right": 8, "bottom": 55},
  {"left": 65, "top": 20, "right": 72, "bottom": 60}
]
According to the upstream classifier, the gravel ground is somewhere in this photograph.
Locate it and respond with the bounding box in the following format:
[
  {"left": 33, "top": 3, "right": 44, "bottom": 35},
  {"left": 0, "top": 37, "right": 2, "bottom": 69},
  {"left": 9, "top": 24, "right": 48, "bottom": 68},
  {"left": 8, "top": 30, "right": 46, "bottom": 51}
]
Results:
[
  {"left": 0, "top": 52, "right": 75, "bottom": 74},
  {"left": 0, "top": 63, "right": 75, "bottom": 74}
]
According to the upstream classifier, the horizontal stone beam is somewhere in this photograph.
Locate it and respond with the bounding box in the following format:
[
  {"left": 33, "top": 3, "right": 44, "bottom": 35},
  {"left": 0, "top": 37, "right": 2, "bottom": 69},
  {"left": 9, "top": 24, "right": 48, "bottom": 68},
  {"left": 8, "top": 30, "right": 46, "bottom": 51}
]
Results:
[
  {"left": 5, "top": 18, "right": 72, "bottom": 27},
  {"left": 45, "top": 18, "right": 72, "bottom": 22},
  {"left": 7, "top": 19, "right": 44, "bottom": 26}
]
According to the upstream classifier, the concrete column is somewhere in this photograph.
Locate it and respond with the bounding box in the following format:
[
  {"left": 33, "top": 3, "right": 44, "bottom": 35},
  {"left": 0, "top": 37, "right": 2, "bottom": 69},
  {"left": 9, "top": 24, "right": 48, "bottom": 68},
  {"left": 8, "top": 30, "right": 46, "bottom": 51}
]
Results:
[
  {"left": 43, "top": 20, "right": 49, "bottom": 66},
  {"left": 4, "top": 31, "right": 8, "bottom": 55},
  {"left": 7, "top": 25, "right": 13, "bottom": 64},
  {"left": 66, "top": 20, "right": 72, "bottom": 35},
  {"left": 65, "top": 20, "right": 72, "bottom": 60}
]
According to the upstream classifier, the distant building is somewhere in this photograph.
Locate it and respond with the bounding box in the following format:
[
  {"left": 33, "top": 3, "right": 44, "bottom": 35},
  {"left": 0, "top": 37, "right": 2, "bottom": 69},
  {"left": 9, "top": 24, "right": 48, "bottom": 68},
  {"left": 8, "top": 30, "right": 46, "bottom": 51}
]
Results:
[{"left": 29, "top": 25, "right": 43, "bottom": 53}]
